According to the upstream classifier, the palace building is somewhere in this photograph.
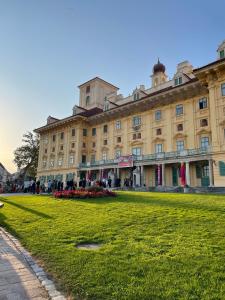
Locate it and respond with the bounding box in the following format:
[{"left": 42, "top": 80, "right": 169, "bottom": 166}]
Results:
[{"left": 34, "top": 40, "right": 225, "bottom": 190}]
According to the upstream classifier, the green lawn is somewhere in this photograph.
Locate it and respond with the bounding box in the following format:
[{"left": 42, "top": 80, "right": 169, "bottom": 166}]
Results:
[{"left": 1, "top": 192, "right": 225, "bottom": 299}]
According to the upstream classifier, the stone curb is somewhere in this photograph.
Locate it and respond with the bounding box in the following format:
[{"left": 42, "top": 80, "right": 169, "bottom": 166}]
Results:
[{"left": 0, "top": 227, "right": 66, "bottom": 300}]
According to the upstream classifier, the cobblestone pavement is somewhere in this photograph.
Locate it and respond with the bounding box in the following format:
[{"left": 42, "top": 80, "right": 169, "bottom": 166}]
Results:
[{"left": 0, "top": 230, "right": 49, "bottom": 300}]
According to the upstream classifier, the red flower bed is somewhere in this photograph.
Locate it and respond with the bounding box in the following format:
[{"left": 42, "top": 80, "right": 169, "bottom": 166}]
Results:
[{"left": 53, "top": 189, "right": 116, "bottom": 199}]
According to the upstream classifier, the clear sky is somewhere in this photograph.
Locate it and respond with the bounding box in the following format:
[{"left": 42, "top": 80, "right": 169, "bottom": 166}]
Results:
[{"left": 0, "top": 0, "right": 224, "bottom": 173}]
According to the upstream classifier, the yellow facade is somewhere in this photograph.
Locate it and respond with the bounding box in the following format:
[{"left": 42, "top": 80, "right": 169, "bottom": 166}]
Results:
[{"left": 35, "top": 41, "right": 225, "bottom": 190}]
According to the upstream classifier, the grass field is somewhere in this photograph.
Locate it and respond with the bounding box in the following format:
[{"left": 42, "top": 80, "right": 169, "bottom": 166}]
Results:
[{"left": 0, "top": 192, "right": 225, "bottom": 299}]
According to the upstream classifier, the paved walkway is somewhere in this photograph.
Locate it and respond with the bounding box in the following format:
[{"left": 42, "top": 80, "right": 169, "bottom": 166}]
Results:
[{"left": 0, "top": 230, "right": 49, "bottom": 300}]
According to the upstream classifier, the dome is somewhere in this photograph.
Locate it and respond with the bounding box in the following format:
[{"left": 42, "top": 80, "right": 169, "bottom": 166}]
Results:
[{"left": 153, "top": 59, "right": 166, "bottom": 74}]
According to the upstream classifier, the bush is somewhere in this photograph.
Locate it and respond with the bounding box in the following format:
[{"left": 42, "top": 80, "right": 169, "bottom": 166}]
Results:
[
  {"left": 53, "top": 189, "right": 116, "bottom": 199},
  {"left": 86, "top": 186, "right": 104, "bottom": 193}
]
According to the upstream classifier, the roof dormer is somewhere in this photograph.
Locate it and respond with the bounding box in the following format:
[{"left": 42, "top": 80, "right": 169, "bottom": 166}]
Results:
[
  {"left": 173, "top": 61, "right": 194, "bottom": 87},
  {"left": 217, "top": 40, "right": 225, "bottom": 60}
]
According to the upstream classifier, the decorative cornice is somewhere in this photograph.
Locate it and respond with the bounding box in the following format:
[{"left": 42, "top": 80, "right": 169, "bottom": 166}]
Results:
[
  {"left": 196, "top": 128, "right": 211, "bottom": 135},
  {"left": 173, "top": 133, "right": 187, "bottom": 139}
]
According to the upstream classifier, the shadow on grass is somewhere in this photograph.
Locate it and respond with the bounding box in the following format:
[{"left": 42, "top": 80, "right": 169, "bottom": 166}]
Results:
[
  {"left": 0, "top": 198, "right": 52, "bottom": 219},
  {"left": 72, "top": 192, "right": 225, "bottom": 214}
]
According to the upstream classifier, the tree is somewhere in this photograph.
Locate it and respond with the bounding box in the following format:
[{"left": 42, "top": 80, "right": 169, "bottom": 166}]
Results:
[{"left": 14, "top": 132, "right": 40, "bottom": 179}]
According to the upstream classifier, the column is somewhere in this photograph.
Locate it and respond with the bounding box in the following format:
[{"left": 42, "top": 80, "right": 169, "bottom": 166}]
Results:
[
  {"left": 185, "top": 161, "right": 190, "bottom": 186},
  {"left": 161, "top": 163, "right": 165, "bottom": 187},
  {"left": 140, "top": 165, "right": 144, "bottom": 187},
  {"left": 157, "top": 164, "right": 161, "bottom": 186},
  {"left": 180, "top": 162, "right": 186, "bottom": 186},
  {"left": 209, "top": 159, "right": 214, "bottom": 187}
]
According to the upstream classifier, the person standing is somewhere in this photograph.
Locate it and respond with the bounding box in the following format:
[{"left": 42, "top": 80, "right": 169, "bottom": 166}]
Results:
[
  {"left": 36, "top": 180, "right": 40, "bottom": 194},
  {"left": 108, "top": 177, "right": 112, "bottom": 188}
]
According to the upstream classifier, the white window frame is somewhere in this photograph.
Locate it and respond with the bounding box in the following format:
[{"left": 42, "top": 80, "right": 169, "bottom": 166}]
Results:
[
  {"left": 200, "top": 137, "right": 210, "bottom": 149},
  {"left": 155, "top": 110, "right": 161, "bottom": 121},
  {"left": 69, "top": 155, "right": 74, "bottom": 165},
  {"left": 176, "top": 104, "right": 184, "bottom": 116},
  {"left": 132, "top": 147, "right": 141, "bottom": 156},
  {"left": 133, "top": 116, "right": 141, "bottom": 126},
  {"left": 199, "top": 97, "right": 208, "bottom": 109},
  {"left": 175, "top": 77, "right": 182, "bottom": 86},
  {"left": 221, "top": 83, "right": 225, "bottom": 96},
  {"left": 115, "top": 120, "right": 121, "bottom": 130},
  {"left": 176, "top": 140, "right": 184, "bottom": 151},
  {"left": 58, "top": 158, "right": 63, "bottom": 166},
  {"left": 115, "top": 149, "right": 121, "bottom": 159},
  {"left": 155, "top": 144, "right": 163, "bottom": 153},
  {"left": 102, "top": 152, "right": 107, "bottom": 160}
]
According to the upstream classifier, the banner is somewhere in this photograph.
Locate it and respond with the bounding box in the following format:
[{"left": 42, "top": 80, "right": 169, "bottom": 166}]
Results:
[{"left": 118, "top": 156, "right": 133, "bottom": 167}]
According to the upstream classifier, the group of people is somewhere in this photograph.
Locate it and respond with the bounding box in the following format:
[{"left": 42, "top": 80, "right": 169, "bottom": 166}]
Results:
[{"left": 0, "top": 175, "right": 125, "bottom": 195}]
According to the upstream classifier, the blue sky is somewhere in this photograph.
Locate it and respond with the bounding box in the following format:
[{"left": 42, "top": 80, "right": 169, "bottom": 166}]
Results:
[{"left": 0, "top": 0, "right": 224, "bottom": 172}]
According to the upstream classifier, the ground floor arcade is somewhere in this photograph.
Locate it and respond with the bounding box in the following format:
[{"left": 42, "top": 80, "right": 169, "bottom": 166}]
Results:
[{"left": 79, "top": 159, "right": 214, "bottom": 189}]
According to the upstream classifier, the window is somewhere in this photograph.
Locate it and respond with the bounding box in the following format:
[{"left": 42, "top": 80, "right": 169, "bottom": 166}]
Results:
[
  {"left": 199, "top": 97, "right": 208, "bottom": 109},
  {"left": 52, "top": 135, "right": 56, "bottom": 142},
  {"left": 71, "top": 142, "right": 75, "bottom": 148},
  {"left": 60, "top": 132, "right": 64, "bottom": 140},
  {"left": 220, "top": 50, "right": 225, "bottom": 59},
  {"left": 156, "top": 128, "right": 162, "bottom": 135},
  {"left": 137, "top": 132, "right": 141, "bottom": 139},
  {"left": 177, "top": 123, "right": 183, "bottom": 131},
  {"left": 176, "top": 104, "right": 183, "bottom": 116},
  {"left": 50, "top": 159, "right": 54, "bottom": 167},
  {"left": 133, "top": 133, "right": 136, "bottom": 140},
  {"left": 43, "top": 137, "right": 48, "bottom": 144},
  {"left": 86, "top": 85, "right": 90, "bottom": 93},
  {"left": 43, "top": 160, "right": 47, "bottom": 168},
  {"left": 133, "top": 116, "right": 141, "bottom": 126},
  {"left": 60, "top": 145, "right": 63, "bottom": 151},
  {"left": 200, "top": 119, "right": 208, "bottom": 127},
  {"left": 69, "top": 155, "right": 74, "bottom": 164},
  {"left": 117, "top": 136, "right": 121, "bottom": 143},
  {"left": 200, "top": 137, "right": 210, "bottom": 149},
  {"left": 91, "top": 155, "right": 95, "bottom": 163},
  {"left": 102, "top": 152, "right": 107, "bottom": 160},
  {"left": 92, "top": 128, "right": 96, "bottom": 136},
  {"left": 52, "top": 147, "right": 55, "bottom": 152},
  {"left": 58, "top": 158, "right": 63, "bottom": 166},
  {"left": 104, "top": 139, "right": 107, "bottom": 145},
  {"left": 86, "top": 95, "right": 90, "bottom": 106},
  {"left": 92, "top": 142, "right": 96, "bottom": 148},
  {"left": 155, "top": 144, "right": 163, "bottom": 153},
  {"left": 155, "top": 110, "right": 161, "bottom": 121},
  {"left": 134, "top": 93, "right": 139, "bottom": 101},
  {"left": 103, "top": 124, "right": 108, "bottom": 133},
  {"left": 104, "top": 101, "right": 109, "bottom": 111},
  {"left": 83, "top": 128, "right": 87, "bottom": 136},
  {"left": 176, "top": 140, "right": 184, "bottom": 151},
  {"left": 115, "top": 149, "right": 121, "bottom": 158},
  {"left": 115, "top": 120, "right": 121, "bottom": 130},
  {"left": 82, "top": 155, "right": 86, "bottom": 163},
  {"left": 44, "top": 148, "right": 47, "bottom": 154},
  {"left": 175, "top": 77, "right": 182, "bottom": 86},
  {"left": 221, "top": 83, "right": 225, "bottom": 96},
  {"left": 219, "top": 161, "right": 225, "bottom": 176},
  {"left": 223, "top": 107, "right": 225, "bottom": 116},
  {"left": 83, "top": 142, "right": 86, "bottom": 148},
  {"left": 132, "top": 147, "right": 141, "bottom": 156},
  {"left": 71, "top": 128, "right": 75, "bottom": 137},
  {"left": 202, "top": 165, "right": 209, "bottom": 177}
]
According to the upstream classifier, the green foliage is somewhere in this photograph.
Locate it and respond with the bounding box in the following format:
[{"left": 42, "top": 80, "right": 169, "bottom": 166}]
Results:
[
  {"left": 14, "top": 131, "right": 39, "bottom": 178},
  {"left": 86, "top": 186, "right": 104, "bottom": 192},
  {"left": 1, "top": 192, "right": 225, "bottom": 299}
]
